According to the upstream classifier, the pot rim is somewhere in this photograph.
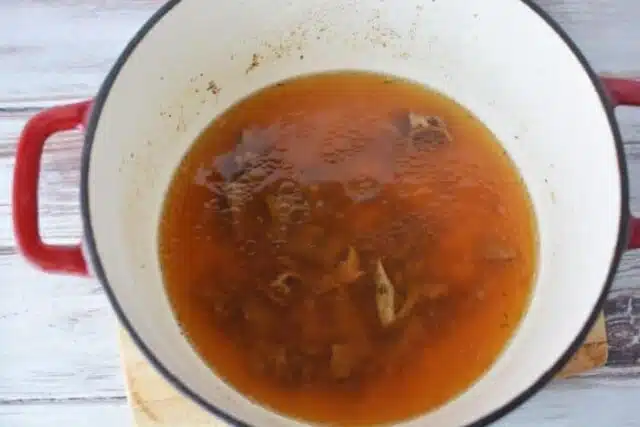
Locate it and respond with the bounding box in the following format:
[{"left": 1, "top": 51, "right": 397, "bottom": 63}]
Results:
[{"left": 80, "top": 1, "right": 630, "bottom": 425}]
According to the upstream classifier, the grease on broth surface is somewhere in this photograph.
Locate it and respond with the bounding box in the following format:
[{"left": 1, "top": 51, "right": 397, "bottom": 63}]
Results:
[{"left": 158, "top": 71, "right": 537, "bottom": 425}]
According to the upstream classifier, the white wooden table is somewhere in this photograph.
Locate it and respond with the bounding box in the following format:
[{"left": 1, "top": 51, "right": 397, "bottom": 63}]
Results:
[{"left": 1, "top": 1, "right": 640, "bottom": 426}]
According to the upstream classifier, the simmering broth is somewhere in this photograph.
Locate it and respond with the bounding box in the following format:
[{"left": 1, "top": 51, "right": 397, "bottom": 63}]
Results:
[{"left": 158, "top": 71, "right": 537, "bottom": 425}]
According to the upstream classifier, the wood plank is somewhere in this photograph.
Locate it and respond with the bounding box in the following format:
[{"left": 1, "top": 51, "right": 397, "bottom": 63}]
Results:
[
  {"left": 0, "top": 401, "right": 130, "bottom": 427},
  {"left": 0, "top": 254, "right": 125, "bottom": 400},
  {"left": 0, "top": 0, "right": 157, "bottom": 107}
]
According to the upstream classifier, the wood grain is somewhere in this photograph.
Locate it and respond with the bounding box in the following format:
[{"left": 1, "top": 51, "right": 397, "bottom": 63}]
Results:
[
  {"left": 557, "top": 314, "right": 608, "bottom": 378},
  {"left": 1, "top": 0, "right": 640, "bottom": 426}
]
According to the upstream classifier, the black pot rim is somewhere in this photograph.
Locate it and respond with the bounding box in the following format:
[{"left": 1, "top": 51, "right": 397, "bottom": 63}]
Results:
[{"left": 80, "top": 1, "right": 630, "bottom": 426}]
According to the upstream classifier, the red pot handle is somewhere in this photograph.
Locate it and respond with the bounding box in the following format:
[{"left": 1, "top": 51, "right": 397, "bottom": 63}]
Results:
[
  {"left": 12, "top": 100, "right": 92, "bottom": 276},
  {"left": 601, "top": 77, "right": 640, "bottom": 250}
]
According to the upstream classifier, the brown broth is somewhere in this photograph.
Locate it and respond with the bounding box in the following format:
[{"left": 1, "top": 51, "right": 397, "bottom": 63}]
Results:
[{"left": 158, "top": 71, "right": 537, "bottom": 426}]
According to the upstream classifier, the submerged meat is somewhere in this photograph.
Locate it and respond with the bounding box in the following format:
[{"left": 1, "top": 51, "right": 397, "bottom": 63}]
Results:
[
  {"left": 330, "top": 342, "right": 370, "bottom": 380},
  {"left": 248, "top": 343, "right": 292, "bottom": 382},
  {"left": 215, "top": 175, "right": 460, "bottom": 387},
  {"left": 310, "top": 247, "right": 364, "bottom": 296},
  {"left": 334, "top": 246, "right": 364, "bottom": 284},
  {"left": 372, "top": 259, "right": 449, "bottom": 326},
  {"left": 280, "top": 224, "right": 347, "bottom": 268},
  {"left": 265, "top": 180, "right": 312, "bottom": 226},
  {"left": 396, "top": 283, "right": 449, "bottom": 320},
  {"left": 202, "top": 120, "right": 468, "bottom": 389},
  {"left": 374, "top": 260, "right": 396, "bottom": 327},
  {"left": 406, "top": 112, "right": 453, "bottom": 148},
  {"left": 216, "top": 127, "right": 290, "bottom": 239},
  {"left": 263, "top": 272, "right": 302, "bottom": 305}
]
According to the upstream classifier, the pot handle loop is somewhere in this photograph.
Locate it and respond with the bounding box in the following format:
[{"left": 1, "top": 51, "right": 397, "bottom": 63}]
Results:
[
  {"left": 601, "top": 77, "right": 640, "bottom": 250},
  {"left": 12, "top": 100, "right": 92, "bottom": 276}
]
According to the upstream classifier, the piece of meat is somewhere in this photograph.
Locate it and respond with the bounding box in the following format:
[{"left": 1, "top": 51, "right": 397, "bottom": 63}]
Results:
[
  {"left": 223, "top": 176, "right": 269, "bottom": 240},
  {"left": 384, "top": 315, "right": 428, "bottom": 375},
  {"left": 282, "top": 224, "right": 347, "bottom": 269},
  {"left": 330, "top": 342, "right": 370, "bottom": 380},
  {"left": 396, "top": 283, "right": 450, "bottom": 320},
  {"left": 248, "top": 340, "right": 326, "bottom": 387},
  {"left": 329, "top": 288, "right": 369, "bottom": 342},
  {"left": 265, "top": 179, "right": 311, "bottom": 226},
  {"left": 406, "top": 112, "right": 452, "bottom": 149},
  {"left": 262, "top": 272, "right": 302, "bottom": 306},
  {"left": 217, "top": 127, "right": 290, "bottom": 239},
  {"left": 374, "top": 259, "right": 396, "bottom": 327},
  {"left": 294, "top": 286, "right": 370, "bottom": 350},
  {"left": 311, "top": 274, "right": 340, "bottom": 295},
  {"left": 248, "top": 341, "right": 289, "bottom": 380},
  {"left": 334, "top": 246, "right": 364, "bottom": 285}
]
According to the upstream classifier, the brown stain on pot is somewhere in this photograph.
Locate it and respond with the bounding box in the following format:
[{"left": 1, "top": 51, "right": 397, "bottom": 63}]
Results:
[
  {"left": 207, "top": 80, "right": 220, "bottom": 95},
  {"left": 238, "top": 4, "right": 425, "bottom": 68},
  {"left": 246, "top": 53, "right": 262, "bottom": 73}
]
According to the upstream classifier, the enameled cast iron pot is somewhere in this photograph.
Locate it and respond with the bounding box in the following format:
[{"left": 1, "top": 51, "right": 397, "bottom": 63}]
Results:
[{"left": 11, "top": 0, "right": 640, "bottom": 425}]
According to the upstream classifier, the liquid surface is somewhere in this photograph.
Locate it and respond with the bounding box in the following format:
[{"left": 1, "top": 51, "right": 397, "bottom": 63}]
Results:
[{"left": 159, "top": 72, "right": 537, "bottom": 425}]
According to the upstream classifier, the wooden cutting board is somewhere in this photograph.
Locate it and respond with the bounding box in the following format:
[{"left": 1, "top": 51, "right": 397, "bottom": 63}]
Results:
[{"left": 119, "top": 313, "right": 608, "bottom": 426}]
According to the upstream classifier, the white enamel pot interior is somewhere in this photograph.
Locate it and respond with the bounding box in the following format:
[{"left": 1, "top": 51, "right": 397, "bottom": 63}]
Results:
[{"left": 81, "top": 0, "right": 628, "bottom": 425}]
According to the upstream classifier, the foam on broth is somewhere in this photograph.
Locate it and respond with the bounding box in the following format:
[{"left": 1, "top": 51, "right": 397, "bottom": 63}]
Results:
[{"left": 158, "top": 71, "right": 537, "bottom": 425}]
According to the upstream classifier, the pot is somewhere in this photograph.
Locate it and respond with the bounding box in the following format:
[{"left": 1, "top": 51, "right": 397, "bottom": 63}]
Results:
[{"left": 11, "top": 0, "right": 640, "bottom": 425}]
